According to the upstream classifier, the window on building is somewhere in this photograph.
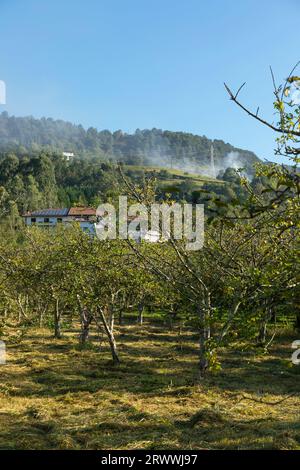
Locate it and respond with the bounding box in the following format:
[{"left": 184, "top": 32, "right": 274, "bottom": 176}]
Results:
[
  {"left": 44, "top": 217, "right": 50, "bottom": 223},
  {"left": 57, "top": 218, "right": 62, "bottom": 223},
  {"left": 31, "top": 218, "right": 36, "bottom": 223}
]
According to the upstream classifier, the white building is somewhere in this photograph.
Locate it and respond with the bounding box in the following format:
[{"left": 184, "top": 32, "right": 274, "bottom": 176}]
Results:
[
  {"left": 23, "top": 207, "right": 96, "bottom": 234},
  {"left": 62, "top": 152, "right": 75, "bottom": 162}
]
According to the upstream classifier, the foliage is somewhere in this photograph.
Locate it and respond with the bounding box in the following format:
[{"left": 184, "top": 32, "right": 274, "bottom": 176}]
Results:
[{"left": 0, "top": 111, "right": 259, "bottom": 171}]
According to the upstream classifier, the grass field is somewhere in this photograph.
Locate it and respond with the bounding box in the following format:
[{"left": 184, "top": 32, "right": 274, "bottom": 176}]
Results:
[
  {"left": 124, "top": 164, "right": 225, "bottom": 187},
  {"left": 0, "top": 323, "right": 299, "bottom": 450}
]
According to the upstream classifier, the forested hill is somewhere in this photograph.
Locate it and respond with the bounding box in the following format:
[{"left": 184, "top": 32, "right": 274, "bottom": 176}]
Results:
[{"left": 0, "top": 112, "right": 260, "bottom": 174}]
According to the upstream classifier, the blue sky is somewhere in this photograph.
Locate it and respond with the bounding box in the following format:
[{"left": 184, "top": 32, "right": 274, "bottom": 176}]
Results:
[{"left": 0, "top": 0, "right": 299, "bottom": 162}]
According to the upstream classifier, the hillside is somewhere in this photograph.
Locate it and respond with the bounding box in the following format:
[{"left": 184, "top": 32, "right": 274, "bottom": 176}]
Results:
[{"left": 0, "top": 112, "right": 260, "bottom": 176}]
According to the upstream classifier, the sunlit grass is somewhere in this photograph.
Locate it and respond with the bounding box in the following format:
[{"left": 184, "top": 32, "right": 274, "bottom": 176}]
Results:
[{"left": 0, "top": 323, "right": 299, "bottom": 449}]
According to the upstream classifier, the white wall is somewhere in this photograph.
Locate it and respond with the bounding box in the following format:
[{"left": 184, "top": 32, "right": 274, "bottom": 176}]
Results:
[
  {"left": 24, "top": 217, "right": 95, "bottom": 234},
  {"left": 25, "top": 217, "right": 69, "bottom": 226}
]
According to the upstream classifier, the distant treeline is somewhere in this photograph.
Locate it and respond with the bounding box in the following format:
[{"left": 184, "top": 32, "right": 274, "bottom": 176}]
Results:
[{"left": 0, "top": 112, "right": 260, "bottom": 173}]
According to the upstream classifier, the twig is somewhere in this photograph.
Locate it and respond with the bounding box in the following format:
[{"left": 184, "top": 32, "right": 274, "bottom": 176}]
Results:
[
  {"left": 224, "top": 82, "right": 300, "bottom": 137},
  {"left": 234, "top": 392, "right": 298, "bottom": 406}
]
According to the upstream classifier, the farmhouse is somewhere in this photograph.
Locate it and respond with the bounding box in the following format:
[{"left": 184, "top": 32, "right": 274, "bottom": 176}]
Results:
[
  {"left": 62, "top": 151, "right": 75, "bottom": 162},
  {"left": 23, "top": 206, "right": 161, "bottom": 242},
  {"left": 23, "top": 207, "right": 97, "bottom": 234}
]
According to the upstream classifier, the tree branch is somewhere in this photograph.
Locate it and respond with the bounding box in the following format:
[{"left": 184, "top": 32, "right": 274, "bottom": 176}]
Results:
[{"left": 224, "top": 82, "right": 300, "bottom": 137}]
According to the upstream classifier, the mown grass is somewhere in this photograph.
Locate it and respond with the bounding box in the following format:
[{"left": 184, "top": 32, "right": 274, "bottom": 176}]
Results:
[
  {"left": 124, "top": 164, "right": 224, "bottom": 184},
  {"left": 0, "top": 323, "right": 299, "bottom": 450}
]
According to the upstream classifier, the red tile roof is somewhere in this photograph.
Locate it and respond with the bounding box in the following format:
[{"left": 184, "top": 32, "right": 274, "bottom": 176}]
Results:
[{"left": 68, "top": 207, "right": 96, "bottom": 216}]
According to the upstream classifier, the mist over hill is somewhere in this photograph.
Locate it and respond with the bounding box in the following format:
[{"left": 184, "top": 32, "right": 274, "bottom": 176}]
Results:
[{"left": 0, "top": 111, "right": 260, "bottom": 176}]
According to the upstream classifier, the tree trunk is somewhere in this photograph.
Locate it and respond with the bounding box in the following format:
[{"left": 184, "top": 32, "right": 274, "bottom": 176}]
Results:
[
  {"left": 199, "top": 322, "right": 211, "bottom": 377},
  {"left": 295, "top": 313, "right": 300, "bottom": 332},
  {"left": 177, "top": 323, "right": 183, "bottom": 351},
  {"left": 54, "top": 299, "right": 62, "bottom": 339},
  {"left": 257, "top": 320, "right": 267, "bottom": 345},
  {"left": 108, "top": 305, "right": 115, "bottom": 331},
  {"left": 17, "top": 295, "right": 29, "bottom": 322},
  {"left": 168, "top": 305, "right": 178, "bottom": 330},
  {"left": 118, "top": 293, "right": 127, "bottom": 325},
  {"left": 39, "top": 309, "right": 44, "bottom": 328},
  {"left": 137, "top": 301, "right": 144, "bottom": 325},
  {"left": 218, "top": 299, "right": 241, "bottom": 344},
  {"left": 198, "top": 298, "right": 211, "bottom": 378},
  {"left": 257, "top": 305, "right": 272, "bottom": 345},
  {"left": 80, "top": 306, "right": 92, "bottom": 344},
  {"left": 39, "top": 303, "right": 47, "bottom": 328},
  {"left": 118, "top": 309, "right": 124, "bottom": 325},
  {"left": 96, "top": 307, "right": 120, "bottom": 364}
]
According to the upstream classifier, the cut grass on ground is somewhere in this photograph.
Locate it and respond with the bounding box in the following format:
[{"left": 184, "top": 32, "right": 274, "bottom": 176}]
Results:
[
  {"left": 124, "top": 165, "right": 224, "bottom": 183},
  {"left": 0, "top": 324, "right": 299, "bottom": 450}
]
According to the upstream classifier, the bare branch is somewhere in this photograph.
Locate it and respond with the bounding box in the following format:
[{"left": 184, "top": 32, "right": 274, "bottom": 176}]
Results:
[
  {"left": 234, "top": 82, "right": 246, "bottom": 99},
  {"left": 224, "top": 82, "right": 300, "bottom": 137}
]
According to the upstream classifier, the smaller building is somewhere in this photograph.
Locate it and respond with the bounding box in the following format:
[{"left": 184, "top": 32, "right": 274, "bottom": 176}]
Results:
[
  {"left": 62, "top": 152, "right": 75, "bottom": 162},
  {"left": 127, "top": 226, "right": 161, "bottom": 243}
]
